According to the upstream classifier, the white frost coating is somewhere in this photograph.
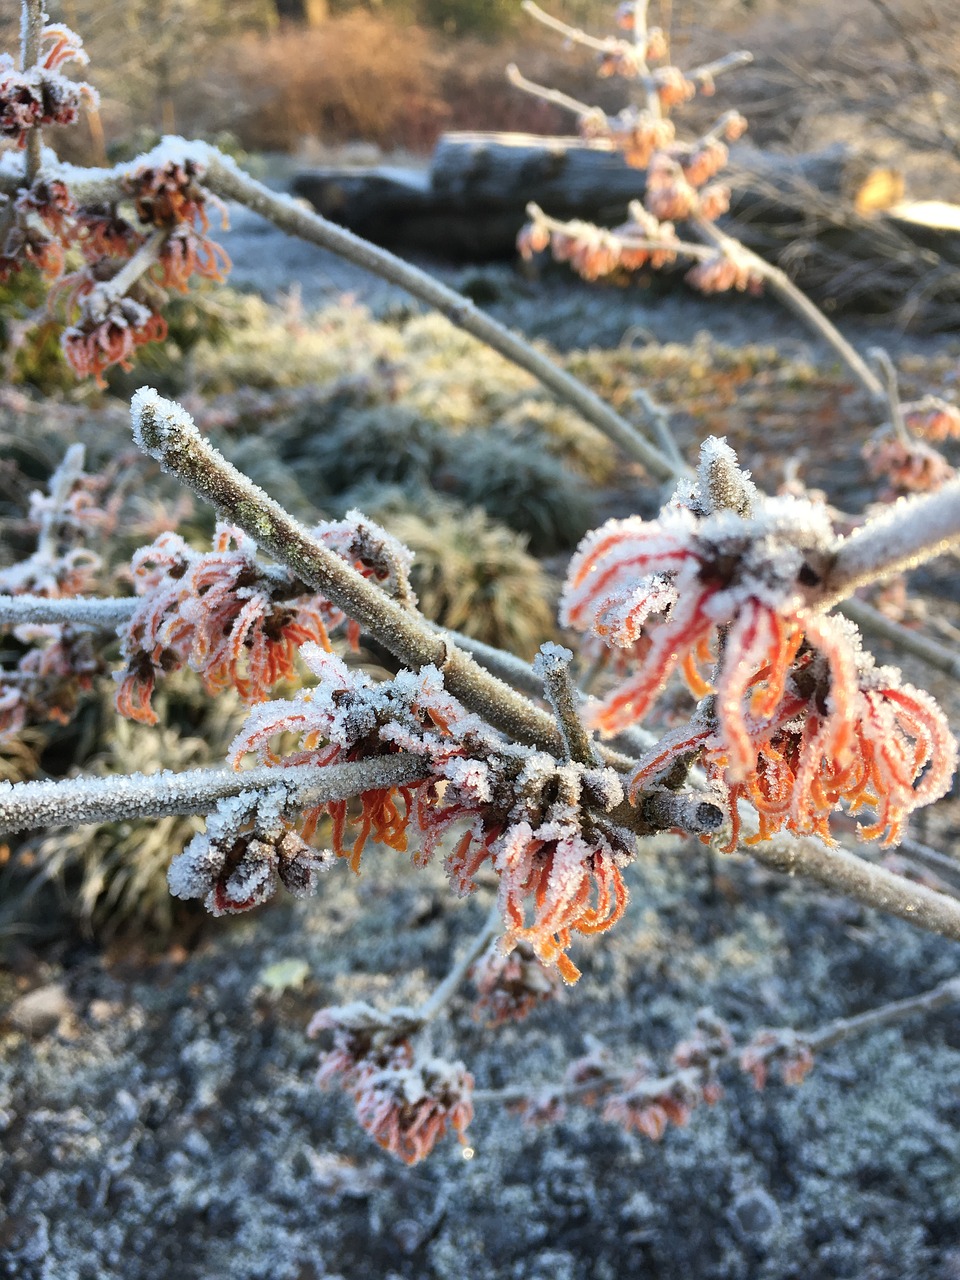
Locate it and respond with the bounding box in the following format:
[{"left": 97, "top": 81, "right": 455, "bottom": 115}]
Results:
[
  {"left": 49, "top": 136, "right": 218, "bottom": 192},
  {"left": 0, "top": 755, "right": 427, "bottom": 835},
  {"left": 532, "top": 642, "right": 574, "bottom": 677},
  {"left": 823, "top": 479, "right": 960, "bottom": 607},
  {"left": 695, "top": 434, "right": 757, "bottom": 515},
  {"left": 130, "top": 386, "right": 200, "bottom": 456},
  {"left": 0, "top": 594, "right": 135, "bottom": 629}
]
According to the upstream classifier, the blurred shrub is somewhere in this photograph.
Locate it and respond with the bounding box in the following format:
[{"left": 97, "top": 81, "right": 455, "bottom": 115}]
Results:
[
  {"left": 294, "top": 403, "right": 448, "bottom": 493},
  {"left": 219, "top": 14, "right": 448, "bottom": 153},
  {"left": 437, "top": 431, "right": 595, "bottom": 554},
  {"left": 278, "top": 392, "right": 595, "bottom": 553},
  {"left": 353, "top": 489, "right": 557, "bottom": 658}
]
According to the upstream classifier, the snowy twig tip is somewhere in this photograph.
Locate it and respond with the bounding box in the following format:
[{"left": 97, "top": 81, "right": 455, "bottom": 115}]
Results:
[{"left": 130, "top": 387, "right": 199, "bottom": 457}]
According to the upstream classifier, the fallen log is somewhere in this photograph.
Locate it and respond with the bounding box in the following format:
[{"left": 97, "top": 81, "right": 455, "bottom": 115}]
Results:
[{"left": 292, "top": 132, "right": 960, "bottom": 329}]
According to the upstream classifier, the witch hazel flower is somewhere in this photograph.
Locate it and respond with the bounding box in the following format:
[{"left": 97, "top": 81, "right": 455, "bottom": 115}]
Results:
[
  {"left": 307, "top": 1002, "right": 473, "bottom": 1165},
  {"left": 232, "top": 644, "right": 636, "bottom": 981},
  {"left": 470, "top": 937, "right": 564, "bottom": 1026},
  {"left": 168, "top": 788, "right": 333, "bottom": 915},
  {"left": 115, "top": 523, "right": 338, "bottom": 725},
  {"left": 861, "top": 428, "right": 955, "bottom": 496},
  {"left": 0, "top": 23, "right": 97, "bottom": 147},
  {"left": 739, "top": 1027, "right": 814, "bottom": 1090},
  {"left": 903, "top": 396, "right": 960, "bottom": 442},
  {"left": 562, "top": 438, "right": 958, "bottom": 848}
]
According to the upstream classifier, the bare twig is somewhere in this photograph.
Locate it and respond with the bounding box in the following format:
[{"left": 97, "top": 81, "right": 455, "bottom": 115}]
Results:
[
  {"left": 740, "top": 822, "right": 960, "bottom": 946},
  {"left": 201, "top": 155, "right": 678, "bottom": 482},
  {"left": 0, "top": 594, "right": 136, "bottom": 629},
  {"left": 0, "top": 141, "right": 680, "bottom": 483},
  {"left": 21, "top": 0, "right": 44, "bottom": 184},
  {"left": 868, "top": 346, "right": 910, "bottom": 443},
  {"left": 839, "top": 596, "right": 960, "bottom": 683},
  {"left": 0, "top": 754, "right": 428, "bottom": 834},
  {"left": 691, "top": 217, "right": 886, "bottom": 402},
  {"left": 808, "top": 973, "right": 960, "bottom": 1051},
  {"left": 417, "top": 903, "right": 502, "bottom": 1024},
  {"left": 475, "top": 971, "right": 960, "bottom": 1106},
  {"left": 534, "top": 642, "right": 599, "bottom": 764},
  {"left": 506, "top": 64, "right": 596, "bottom": 120},
  {"left": 520, "top": 1, "right": 620, "bottom": 53},
  {"left": 818, "top": 481, "right": 960, "bottom": 607}
]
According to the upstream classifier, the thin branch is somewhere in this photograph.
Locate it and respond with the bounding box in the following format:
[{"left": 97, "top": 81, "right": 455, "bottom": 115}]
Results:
[
  {"left": 520, "top": 1, "right": 620, "bottom": 53},
  {"left": 85, "top": 228, "right": 168, "bottom": 316},
  {"left": 534, "top": 642, "right": 599, "bottom": 764},
  {"left": 0, "top": 593, "right": 136, "bottom": 629},
  {"left": 474, "top": 970, "right": 960, "bottom": 1106},
  {"left": 130, "top": 389, "right": 568, "bottom": 754},
  {"left": 818, "top": 481, "right": 960, "bottom": 608},
  {"left": 436, "top": 626, "right": 656, "bottom": 760},
  {"left": 21, "top": 0, "right": 44, "bottom": 185},
  {"left": 417, "top": 902, "right": 502, "bottom": 1024},
  {"left": 200, "top": 155, "right": 679, "bottom": 483},
  {"left": 897, "top": 836, "right": 960, "bottom": 887},
  {"left": 506, "top": 63, "right": 597, "bottom": 120},
  {"left": 632, "top": 387, "right": 687, "bottom": 473},
  {"left": 839, "top": 596, "right": 960, "bottom": 683},
  {"left": 868, "top": 346, "right": 910, "bottom": 443},
  {"left": 690, "top": 217, "right": 886, "bottom": 403},
  {"left": 740, "top": 822, "right": 960, "bottom": 946},
  {"left": 687, "top": 51, "right": 754, "bottom": 85},
  {"left": 0, "top": 141, "right": 680, "bottom": 482},
  {"left": 0, "top": 754, "right": 428, "bottom": 834},
  {"left": 808, "top": 973, "right": 960, "bottom": 1051}
]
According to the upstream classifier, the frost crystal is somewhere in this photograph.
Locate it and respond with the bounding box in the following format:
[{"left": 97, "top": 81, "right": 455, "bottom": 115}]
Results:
[{"left": 564, "top": 440, "right": 957, "bottom": 848}]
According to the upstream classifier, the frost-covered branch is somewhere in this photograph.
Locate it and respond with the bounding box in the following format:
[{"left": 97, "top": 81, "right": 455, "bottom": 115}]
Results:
[
  {"left": 21, "top": 0, "right": 44, "bottom": 182},
  {"left": 130, "top": 389, "right": 568, "bottom": 754},
  {"left": 505, "top": 64, "right": 596, "bottom": 118},
  {"left": 473, "top": 971, "right": 960, "bottom": 1111},
  {"left": 819, "top": 481, "right": 960, "bottom": 607},
  {"left": 806, "top": 972, "right": 960, "bottom": 1051},
  {"left": 0, "top": 753, "right": 428, "bottom": 834},
  {"left": 690, "top": 217, "right": 885, "bottom": 402},
  {"left": 201, "top": 154, "right": 678, "bottom": 482},
  {"left": 0, "top": 593, "right": 135, "bottom": 628},
  {"left": 534, "top": 642, "right": 598, "bottom": 764},
  {"left": 417, "top": 903, "right": 503, "bottom": 1025},
  {"left": 741, "top": 822, "right": 960, "bottom": 945}
]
